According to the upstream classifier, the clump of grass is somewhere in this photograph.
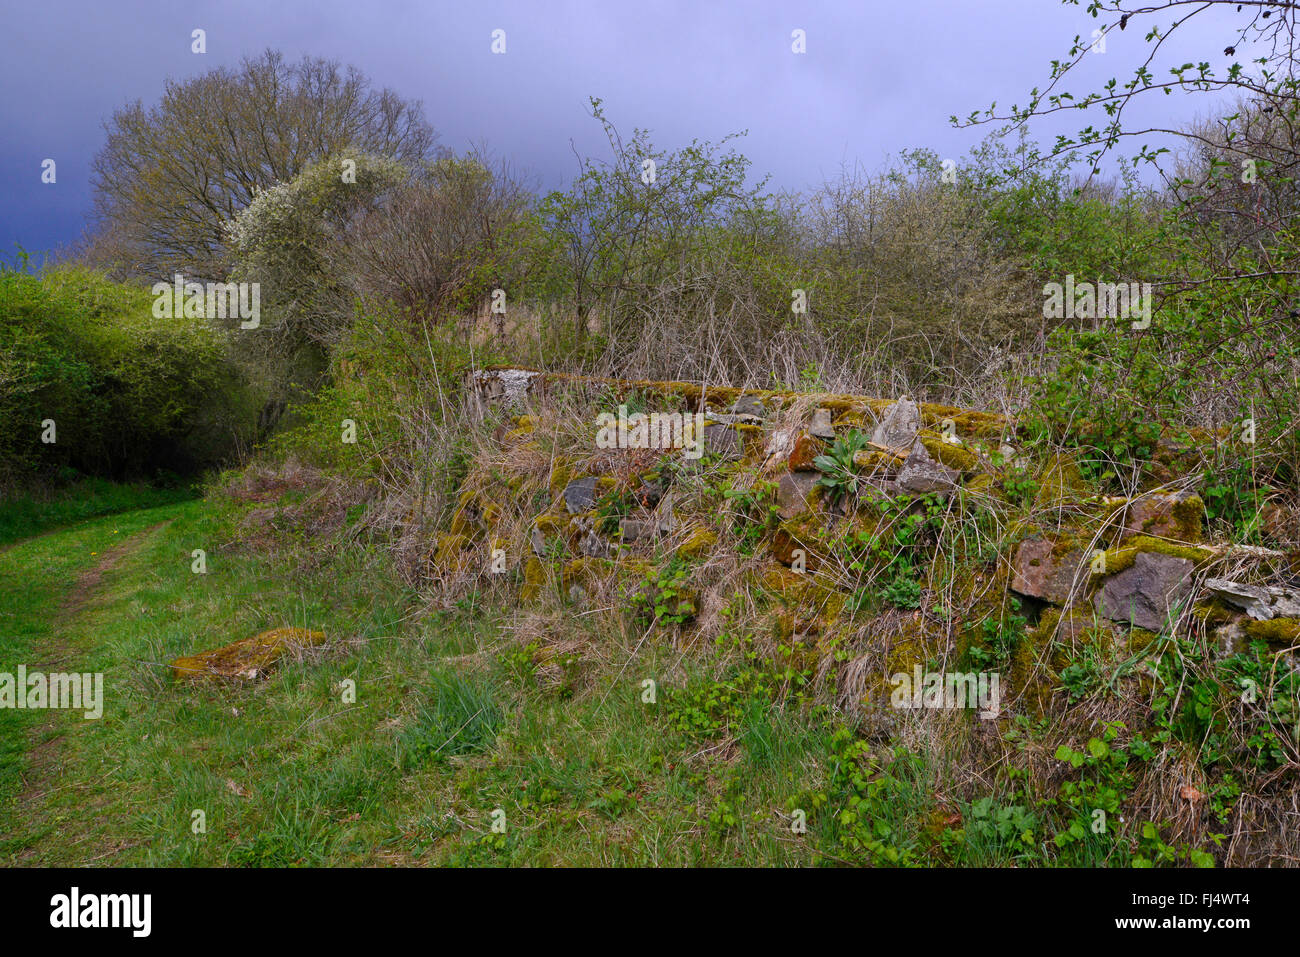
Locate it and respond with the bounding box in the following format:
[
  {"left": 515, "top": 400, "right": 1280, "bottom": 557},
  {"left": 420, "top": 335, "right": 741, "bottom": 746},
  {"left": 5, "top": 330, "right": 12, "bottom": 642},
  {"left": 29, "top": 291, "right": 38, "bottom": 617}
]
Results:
[{"left": 400, "top": 669, "right": 503, "bottom": 767}]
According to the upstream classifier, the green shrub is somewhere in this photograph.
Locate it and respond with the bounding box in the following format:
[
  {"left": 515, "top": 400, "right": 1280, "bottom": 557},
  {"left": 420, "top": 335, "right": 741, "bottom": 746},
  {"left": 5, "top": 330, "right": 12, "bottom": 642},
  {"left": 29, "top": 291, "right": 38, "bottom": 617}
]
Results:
[{"left": 0, "top": 265, "right": 256, "bottom": 481}]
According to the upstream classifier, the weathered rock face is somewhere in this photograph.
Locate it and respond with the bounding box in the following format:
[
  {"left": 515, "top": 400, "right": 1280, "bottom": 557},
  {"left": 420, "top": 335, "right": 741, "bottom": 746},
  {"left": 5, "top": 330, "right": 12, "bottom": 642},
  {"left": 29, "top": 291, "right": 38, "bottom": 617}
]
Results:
[
  {"left": 871, "top": 397, "right": 921, "bottom": 451},
  {"left": 634, "top": 480, "right": 663, "bottom": 509},
  {"left": 1011, "top": 537, "right": 1090, "bottom": 605},
  {"left": 731, "top": 394, "right": 768, "bottom": 420},
  {"left": 896, "top": 439, "right": 961, "bottom": 494},
  {"left": 577, "top": 525, "right": 612, "bottom": 558},
  {"left": 809, "top": 407, "right": 836, "bottom": 440},
  {"left": 702, "top": 423, "right": 743, "bottom": 460},
  {"left": 618, "top": 517, "right": 659, "bottom": 543},
  {"left": 777, "top": 470, "right": 821, "bottom": 519},
  {"left": 787, "top": 434, "right": 823, "bottom": 471},
  {"left": 470, "top": 368, "right": 541, "bottom": 405},
  {"left": 1204, "top": 578, "right": 1300, "bottom": 621},
  {"left": 1121, "top": 489, "right": 1204, "bottom": 542},
  {"left": 563, "top": 477, "right": 600, "bottom": 514},
  {"left": 1095, "top": 551, "right": 1195, "bottom": 631},
  {"left": 771, "top": 525, "right": 822, "bottom": 570}
]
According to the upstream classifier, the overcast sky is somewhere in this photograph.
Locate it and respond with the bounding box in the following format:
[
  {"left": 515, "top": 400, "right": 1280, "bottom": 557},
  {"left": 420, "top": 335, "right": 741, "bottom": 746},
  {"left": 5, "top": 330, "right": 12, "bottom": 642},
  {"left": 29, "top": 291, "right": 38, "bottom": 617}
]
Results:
[{"left": 0, "top": 0, "right": 1245, "bottom": 266}]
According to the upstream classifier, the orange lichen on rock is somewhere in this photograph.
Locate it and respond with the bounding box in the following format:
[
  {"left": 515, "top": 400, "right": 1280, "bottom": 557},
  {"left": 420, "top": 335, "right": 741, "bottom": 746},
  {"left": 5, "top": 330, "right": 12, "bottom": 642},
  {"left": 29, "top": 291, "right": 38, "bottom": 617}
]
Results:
[{"left": 170, "top": 627, "right": 328, "bottom": 682}]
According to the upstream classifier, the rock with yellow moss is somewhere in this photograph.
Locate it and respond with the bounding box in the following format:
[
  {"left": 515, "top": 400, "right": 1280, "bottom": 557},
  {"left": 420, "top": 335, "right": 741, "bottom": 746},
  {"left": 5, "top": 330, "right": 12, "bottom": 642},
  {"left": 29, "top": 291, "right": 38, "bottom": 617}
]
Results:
[
  {"left": 171, "top": 627, "right": 327, "bottom": 682},
  {"left": 675, "top": 527, "right": 718, "bottom": 559},
  {"left": 521, "top": 557, "right": 548, "bottom": 601},
  {"left": 1119, "top": 489, "right": 1204, "bottom": 543}
]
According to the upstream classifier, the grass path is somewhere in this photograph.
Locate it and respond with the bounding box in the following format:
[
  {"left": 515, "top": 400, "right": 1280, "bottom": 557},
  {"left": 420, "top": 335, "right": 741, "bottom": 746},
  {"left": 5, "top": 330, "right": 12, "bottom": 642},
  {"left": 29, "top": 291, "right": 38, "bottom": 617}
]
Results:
[
  {"left": 0, "top": 497, "right": 434, "bottom": 866},
  {"left": 0, "top": 494, "right": 825, "bottom": 867},
  {"left": 0, "top": 504, "right": 187, "bottom": 863}
]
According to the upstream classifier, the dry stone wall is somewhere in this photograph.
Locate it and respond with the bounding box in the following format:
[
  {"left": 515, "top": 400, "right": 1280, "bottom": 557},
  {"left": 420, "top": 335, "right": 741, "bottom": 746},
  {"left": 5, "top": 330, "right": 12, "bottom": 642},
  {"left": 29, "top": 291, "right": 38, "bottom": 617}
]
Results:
[{"left": 453, "top": 367, "right": 1297, "bottom": 712}]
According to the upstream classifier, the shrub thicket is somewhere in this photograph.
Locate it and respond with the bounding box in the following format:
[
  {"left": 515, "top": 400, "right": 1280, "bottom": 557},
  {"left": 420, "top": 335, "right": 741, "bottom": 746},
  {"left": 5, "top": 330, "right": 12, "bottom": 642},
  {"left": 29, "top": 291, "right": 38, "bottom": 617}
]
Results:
[{"left": 0, "top": 263, "right": 257, "bottom": 484}]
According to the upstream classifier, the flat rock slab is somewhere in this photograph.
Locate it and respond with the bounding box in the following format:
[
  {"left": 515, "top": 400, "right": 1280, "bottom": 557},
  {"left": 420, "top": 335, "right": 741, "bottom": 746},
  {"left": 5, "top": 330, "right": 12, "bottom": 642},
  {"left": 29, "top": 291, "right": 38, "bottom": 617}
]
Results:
[
  {"left": 1121, "top": 489, "right": 1204, "bottom": 542},
  {"left": 1011, "top": 537, "right": 1090, "bottom": 605},
  {"left": 1203, "top": 577, "right": 1300, "bottom": 621},
  {"left": 171, "top": 627, "right": 327, "bottom": 682},
  {"left": 872, "top": 397, "right": 920, "bottom": 451},
  {"left": 731, "top": 395, "right": 768, "bottom": 419},
  {"left": 563, "top": 477, "right": 600, "bottom": 514},
  {"left": 1096, "top": 551, "right": 1194, "bottom": 632},
  {"left": 777, "top": 470, "right": 821, "bottom": 519},
  {"left": 897, "top": 439, "right": 961, "bottom": 494},
  {"left": 470, "top": 368, "right": 541, "bottom": 405},
  {"left": 619, "top": 517, "right": 659, "bottom": 543},
  {"left": 810, "top": 408, "right": 836, "bottom": 440},
  {"left": 702, "top": 423, "right": 743, "bottom": 460}
]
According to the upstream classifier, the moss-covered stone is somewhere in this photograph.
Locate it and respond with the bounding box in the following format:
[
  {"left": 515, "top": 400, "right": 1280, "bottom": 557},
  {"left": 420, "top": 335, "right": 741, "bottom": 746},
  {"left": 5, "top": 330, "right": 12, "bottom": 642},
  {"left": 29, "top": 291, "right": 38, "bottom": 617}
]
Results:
[
  {"left": 434, "top": 532, "right": 471, "bottom": 566},
  {"left": 788, "top": 433, "right": 823, "bottom": 471},
  {"left": 521, "top": 556, "right": 548, "bottom": 601},
  {"left": 1243, "top": 617, "right": 1300, "bottom": 645},
  {"left": 757, "top": 564, "right": 843, "bottom": 613},
  {"left": 171, "top": 627, "right": 328, "bottom": 682},
  {"left": 918, "top": 432, "right": 981, "bottom": 472},
  {"left": 771, "top": 519, "right": 830, "bottom": 570},
  {"left": 675, "top": 527, "right": 718, "bottom": 559},
  {"left": 852, "top": 449, "right": 901, "bottom": 471},
  {"left": 562, "top": 557, "right": 595, "bottom": 588},
  {"left": 1094, "top": 535, "right": 1215, "bottom": 578},
  {"left": 548, "top": 461, "right": 575, "bottom": 499},
  {"left": 1192, "top": 600, "right": 1237, "bottom": 629},
  {"left": 1034, "top": 453, "right": 1091, "bottom": 508},
  {"left": 1120, "top": 491, "right": 1205, "bottom": 543}
]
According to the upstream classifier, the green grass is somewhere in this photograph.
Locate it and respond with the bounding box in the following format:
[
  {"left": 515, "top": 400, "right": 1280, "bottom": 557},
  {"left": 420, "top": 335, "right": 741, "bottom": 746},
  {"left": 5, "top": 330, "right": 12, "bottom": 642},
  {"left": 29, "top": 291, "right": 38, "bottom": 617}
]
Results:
[
  {"left": 0, "top": 476, "right": 198, "bottom": 545},
  {"left": 0, "top": 490, "right": 870, "bottom": 866},
  {"left": 4, "top": 483, "right": 1205, "bottom": 868},
  {"left": 0, "top": 501, "right": 192, "bottom": 830}
]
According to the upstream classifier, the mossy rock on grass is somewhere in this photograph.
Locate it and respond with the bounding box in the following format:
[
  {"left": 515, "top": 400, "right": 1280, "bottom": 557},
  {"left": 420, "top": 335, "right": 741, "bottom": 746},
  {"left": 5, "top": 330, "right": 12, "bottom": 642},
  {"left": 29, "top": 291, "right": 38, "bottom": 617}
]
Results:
[
  {"left": 1028, "top": 607, "right": 1127, "bottom": 669},
  {"left": 852, "top": 449, "right": 901, "bottom": 472},
  {"left": 917, "top": 405, "right": 1008, "bottom": 439},
  {"left": 449, "top": 488, "right": 502, "bottom": 539},
  {"left": 433, "top": 532, "right": 473, "bottom": 570},
  {"left": 861, "top": 615, "right": 943, "bottom": 712},
  {"left": 1192, "top": 599, "right": 1240, "bottom": 635},
  {"left": 533, "top": 513, "right": 570, "bottom": 535},
  {"left": 504, "top": 414, "right": 537, "bottom": 440},
  {"left": 758, "top": 567, "right": 846, "bottom": 625},
  {"left": 1033, "top": 452, "right": 1092, "bottom": 508},
  {"left": 171, "top": 627, "right": 327, "bottom": 682},
  {"left": 758, "top": 565, "right": 839, "bottom": 603},
  {"left": 562, "top": 557, "right": 597, "bottom": 588},
  {"left": 1119, "top": 490, "right": 1205, "bottom": 543},
  {"left": 548, "top": 461, "right": 576, "bottom": 499}
]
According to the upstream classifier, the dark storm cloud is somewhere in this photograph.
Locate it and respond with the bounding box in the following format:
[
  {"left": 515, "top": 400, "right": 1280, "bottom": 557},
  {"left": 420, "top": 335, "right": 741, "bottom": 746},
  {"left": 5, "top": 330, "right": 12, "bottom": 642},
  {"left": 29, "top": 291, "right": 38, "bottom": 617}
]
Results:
[{"left": 0, "top": 0, "right": 1244, "bottom": 264}]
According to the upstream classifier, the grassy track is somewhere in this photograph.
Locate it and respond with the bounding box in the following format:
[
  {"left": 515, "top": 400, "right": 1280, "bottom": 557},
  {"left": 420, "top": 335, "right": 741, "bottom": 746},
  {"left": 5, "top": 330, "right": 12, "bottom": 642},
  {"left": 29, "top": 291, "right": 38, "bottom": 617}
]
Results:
[{"left": 0, "top": 496, "right": 841, "bottom": 866}]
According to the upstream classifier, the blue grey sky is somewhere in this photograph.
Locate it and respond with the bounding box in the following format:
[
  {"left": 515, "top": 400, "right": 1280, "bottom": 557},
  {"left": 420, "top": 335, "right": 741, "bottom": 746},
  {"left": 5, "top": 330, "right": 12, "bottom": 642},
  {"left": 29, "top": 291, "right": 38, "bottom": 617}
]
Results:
[{"left": 0, "top": 0, "right": 1244, "bottom": 266}]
